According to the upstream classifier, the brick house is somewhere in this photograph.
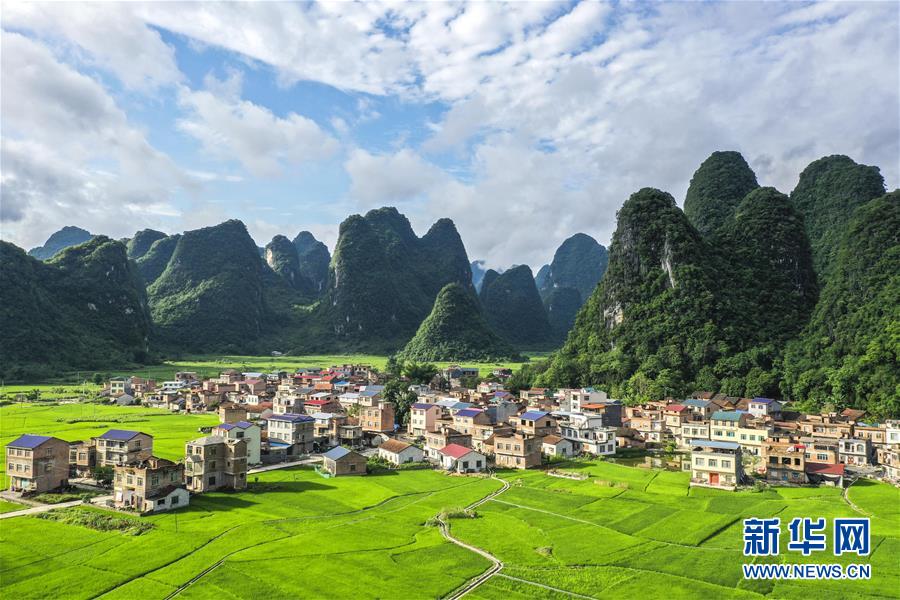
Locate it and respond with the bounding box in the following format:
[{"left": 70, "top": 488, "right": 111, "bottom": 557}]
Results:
[
  {"left": 764, "top": 442, "right": 808, "bottom": 484},
  {"left": 493, "top": 433, "right": 541, "bottom": 469},
  {"left": 184, "top": 436, "right": 248, "bottom": 492},
  {"left": 322, "top": 446, "right": 367, "bottom": 476},
  {"left": 267, "top": 413, "right": 315, "bottom": 455},
  {"left": 689, "top": 439, "right": 743, "bottom": 490},
  {"left": 94, "top": 430, "right": 153, "bottom": 467},
  {"left": 114, "top": 456, "right": 188, "bottom": 513},
  {"left": 408, "top": 403, "right": 442, "bottom": 437},
  {"left": 213, "top": 421, "right": 261, "bottom": 465},
  {"left": 7, "top": 435, "right": 70, "bottom": 493}
]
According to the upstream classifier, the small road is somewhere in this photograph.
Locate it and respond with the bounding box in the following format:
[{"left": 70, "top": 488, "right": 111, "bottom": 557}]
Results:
[
  {"left": 248, "top": 456, "right": 320, "bottom": 474},
  {"left": 439, "top": 474, "right": 510, "bottom": 600},
  {"left": 0, "top": 499, "right": 82, "bottom": 519}
]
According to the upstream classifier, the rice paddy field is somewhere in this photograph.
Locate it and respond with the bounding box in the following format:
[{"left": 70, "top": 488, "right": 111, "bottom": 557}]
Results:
[
  {"left": 0, "top": 457, "right": 897, "bottom": 599},
  {"left": 0, "top": 403, "right": 219, "bottom": 487}
]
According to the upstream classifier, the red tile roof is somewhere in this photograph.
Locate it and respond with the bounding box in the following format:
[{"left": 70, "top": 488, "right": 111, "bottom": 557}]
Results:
[
  {"left": 440, "top": 443, "right": 475, "bottom": 459},
  {"left": 805, "top": 462, "right": 845, "bottom": 476}
]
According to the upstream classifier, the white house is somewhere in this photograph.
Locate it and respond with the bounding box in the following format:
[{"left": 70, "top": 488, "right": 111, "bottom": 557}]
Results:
[
  {"left": 378, "top": 439, "right": 425, "bottom": 465},
  {"left": 541, "top": 434, "right": 575, "bottom": 458},
  {"left": 213, "top": 421, "right": 262, "bottom": 465},
  {"left": 558, "top": 413, "right": 617, "bottom": 455},
  {"left": 439, "top": 444, "right": 486, "bottom": 473}
]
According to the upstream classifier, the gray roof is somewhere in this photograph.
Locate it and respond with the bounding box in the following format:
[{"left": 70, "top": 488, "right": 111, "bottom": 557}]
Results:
[
  {"left": 690, "top": 439, "right": 740, "bottom": 450},
  {"left": 323, "top": 446, "right": 353, "bottom": 460},
  {"left": 189, "top": 435, "right": 225, "bottom": 446}
]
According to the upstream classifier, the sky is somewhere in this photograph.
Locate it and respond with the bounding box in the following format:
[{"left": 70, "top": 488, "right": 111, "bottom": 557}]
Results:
[{"left": 1, "top": 1, "right": 898, "bottom": 270}]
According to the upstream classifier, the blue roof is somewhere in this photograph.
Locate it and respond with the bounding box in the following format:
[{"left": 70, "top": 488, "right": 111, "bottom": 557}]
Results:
[
  {"left": 334, "top": 381, "right": 350, "bottom": 386},
  {"left": 711, "top": 411, "right": 747, "bottom": 422},
  {"left": 323, "top": 446, "right": 352, "bottom": 460},
  {"left": 217, "top": 423, "right": 236, "bottom": 431},
  {"left": 360, "top": 390, "right": 381, "bottom": 397},
  {"left": 412, "top": 403, "right": 436, "bottom": 410},
  {"left": 8, "top": 434, "right": 54, "bottom": 449},
  {"left": 100, "top": 429, "right": 142, "bottom": 441},
  {"left": 751, "top": 397, "right": 776, "bottom": 404},
  {"left": 217, "top": 421, "right": 253, "bottom": 431},
  {"left": 683, "top": 398, "right": 711, "bottom": 408},
  {"left": 456, "top": 408, "right": 483, "bottom": 418},
  {"left": 690, "top": 439, "right": 740, "bottom": 450},
  {"left": 520, "top": 410, "right": 549, "bottom": 421},
  {"left": 268, "top": 413, "right": 313, "bottom": 422}
]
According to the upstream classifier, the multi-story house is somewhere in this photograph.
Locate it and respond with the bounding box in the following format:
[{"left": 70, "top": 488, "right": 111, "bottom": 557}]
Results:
[
  {"left": 578, "top": 400, "right": 623, "bottom": 427},
  {"left": 628, "top": 413, "right": 666, "bottom": 444},
  {"left": 764, "top": 442, "right": 807, "bottom": 484},
  {"left": 689, "top": 439, "right": 743, "bottom": 490},
  {"left": 68, "top": 440, "right": 97, "bottom": 477},
  {"left": 453, "top": 408, "right": 492, "bottom": 435},
  {"left": 273, "top": 392, "right": 304, "bottom": 415},
  {"left": 681, "top": 398, "right": 713, "bottom": 420},
  {"left": 557, "top": 388, "right": 608, "bottom": 413},
  {"left": 797, "top": 414, "right": 854, "bottom": 439},
  {"left": 213, "top": 421, "right": 261, "bottom": 465},
  {"left": 267, "top": 413, "right": 315, "bottom": 454},
  {"left": 559, "top": 413, "right": 617, "bottom": 455},
  {"left": 854, "top": 424, "right": 886, "bottom": 448},
  {"left": 509, "top": 410, "right": 556, "bottom": 436},
  {"left": 838, "top": 438, "right": 874, "bottom": 466},
  {"left": 493, "top": 433, "right": 542, "bottom": 469},
  {"left": 408, "top": 403, "right": 442, "bottom": 437},
  {"left": 800, "top": 437, "right": 840, "bottom": 464},
  {"left": 113, "top": 456, "right": 188, "bottom": 513},
  {"left": 747, "top": 398, "right": 782, "bottom": 420},
  {"left": 424, "top": 426, "right": 472, "bottom": 460},
  {"left": 109, "top": 377, "right": 132, "bottom": 396},
  {"left": 7, "top": 435, "right": 70, "bottom": 493},
  {"left": 360, "top": 401, "right": 395, "bottom": 434},
  {"left": 678, "top": 421, "right": 710, "bottom": 448},
  {"left": 184, "top": 436, "right": 248, "bottom": 492},
  {"left": 219, "top": 403, "right": 249, "bottom": 424},
  {"left": 94, "top": 430, "right": 153, "bottom": 467}
]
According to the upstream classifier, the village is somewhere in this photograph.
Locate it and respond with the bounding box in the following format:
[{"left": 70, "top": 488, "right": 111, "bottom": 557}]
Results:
[{"left": 5, "top": 364, "right": 900, "bottom": 515}]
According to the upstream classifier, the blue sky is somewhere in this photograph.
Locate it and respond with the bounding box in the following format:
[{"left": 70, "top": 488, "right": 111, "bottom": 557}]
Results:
[{"left": 1, "top": 1, "right": 898, "bottom": 269}]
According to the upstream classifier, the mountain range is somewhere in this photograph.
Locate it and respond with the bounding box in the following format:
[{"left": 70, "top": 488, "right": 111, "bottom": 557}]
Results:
[{"left": 4, "top": 151, "right": 896, "bottom": 416}]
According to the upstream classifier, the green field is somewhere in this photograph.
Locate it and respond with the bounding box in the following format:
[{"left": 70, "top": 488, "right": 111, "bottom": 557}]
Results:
[
  {"left": 0, "top": 457, "right": 897, "bottom": 599},
  {"left": 0, "top": 403, "right": 219, "bottom": 487},
  {"left": 1, "top": 353, "right": 551, "bottom": 399}
]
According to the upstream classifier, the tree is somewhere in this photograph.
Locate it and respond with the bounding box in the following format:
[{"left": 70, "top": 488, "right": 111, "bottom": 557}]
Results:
[
  {"left": 403, "top": 362, "right": 438, "bottom": 384},
  {"left": 92, "top": 373, "right": 104, "bottom": 385},
  {"left": 93, "top": 465, "right": 114, "bottom": 486}
]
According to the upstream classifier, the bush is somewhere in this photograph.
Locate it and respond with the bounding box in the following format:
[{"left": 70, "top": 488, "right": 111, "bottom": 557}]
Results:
[{"left": 37, "top": 508, "right": 154, "bottom": 535}]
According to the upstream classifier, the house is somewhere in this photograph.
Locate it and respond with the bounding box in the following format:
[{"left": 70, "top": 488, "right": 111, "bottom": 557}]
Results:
[
  {"left": 439, "top": 444, "right": 486, "bottom": 473},
  {"left": 68, "top": 440, "right": 97, "bottom": 477},
  {"left": 408, "top": 403, "right": 442, "bottom": 437},
  {"left": 748, "top": 398, "right": 783, "bottom": 420},
  {"left": 378, "top": 439, "right": 425, "bottom": 465},
  {"left": 184, "top": 436, "right": 248, "bottom": 492},
  {"left": 838, "top": 438, "right": 874, "bottom": 466},
  {"left": 267, "top": 413, "right": 315, "bottom": 455},
  {"left": 360, "top": 401, "right": 396, "bottom": 434},
  {"left": 303, "top": 397, "right": 342, "bottom": 415},
  {"left": 273, "top": 393, "right": 304, "bottom": 415},
  {"left": 213, "top": 421, "right": 261, "bottom": 465},
  {"left": 424, "top": 427, "right": 472, "bottom": 460},
  {"left": 112, "top": 393, "right": 137, "bottom": 406},
  {"left": 682, "top": 398, "right": 713, "bottom": 419},
  {"left": 322, "top": 446, "right": 367, "bottom": 476},
  {"left": 689, "top": 439, "right": 743, "bottom": 490},
  {"left": 94, "top": 430, "right": 153, "bottom": 467},
  {"left": 114, "top": 456, "right": 188, "bottom": 513},
  {"left": 805, "top": 462, "right": 845, "bottom": 487},
  {"left": 557, "top": 388, "right": 608, "bottom": 413},
  {"left": 541, "top": 434, "right": 575, "bottom": 458},
  {"left": 109, "top": 377, "right": 131, "bottom": 396},
  {"left": 493, "top": 433, "right": 542, "bottom": 469},
  {"left": 797, "top": 414, "right": 854, "bottom": 439},
  {"left": 558, "top": 413, "right": 617, "bottom": 455},
  {"left": 678, "top": 421, "right": 710, "bottom": 448},
  {"left": 219, "top": 403, "right": 248, "bottom": 424},
  {"left": 764, "top": 442, "right": 808, "bottom": 484},
  {"left": 510, "top": 410, "right": 556, "bottom": 436},
  {"left": 519, "top": 388, "right": 549, "bottom": 403},
  {"left": 453, "top": 408, "right": 492, "bottom": 435},
  {"left": 6, "top": 435, "right": 70, "bottom": 493},
  {"left": 578, "top": 400, "right": 624, "bottom": 427},
  {"left": 800, "top": 437, "right": 840, "bottom": 464}
]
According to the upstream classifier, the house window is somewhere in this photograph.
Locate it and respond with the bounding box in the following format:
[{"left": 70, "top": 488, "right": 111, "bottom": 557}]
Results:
[
  {"left": 708, "top": 459, "right": 718, "bottom": 467},
  {"left": 158, "top": 498, "right": 166, "bottom": 505},
  {"left": 137, "top": 477, "right": 143, "bottom": 485},
  {"left": 695, "top": 457, "right": 704, "bottom": 466},
  {"left": 722, "top": 460, "right": 730, "bottom": 468},
  {"left": 172, "top": 496, "right": 179, "bottom": 505},
  {"left": 350, "top": 464, "right": 357, "bottom": 472},
  {"left": 462, "top": 461, "right": 469, "bottom": 469}
]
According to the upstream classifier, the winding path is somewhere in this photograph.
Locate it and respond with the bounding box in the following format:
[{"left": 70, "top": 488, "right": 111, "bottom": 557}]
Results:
[{"left": 438, "top": 474, "right": 509, "bottom": 600}]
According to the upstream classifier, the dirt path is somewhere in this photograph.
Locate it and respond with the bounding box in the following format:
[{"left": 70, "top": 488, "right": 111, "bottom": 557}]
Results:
[
  {"left": 0, "top": 499, "right": 83, "bottom": 519},
  {"left": 439, "top": 474, "right": 510, "bottom": 600}
]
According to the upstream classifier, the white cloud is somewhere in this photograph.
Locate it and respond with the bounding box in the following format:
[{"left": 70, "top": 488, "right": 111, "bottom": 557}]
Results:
[
  {"left": 177, "top": 73, "right": 339, "bottom": 177},
  {"left": 0, "top": 32, "right": 187, "bottom": 248},
  {"left": 2, "top": 2, "right": 181, "bottom": 91}
]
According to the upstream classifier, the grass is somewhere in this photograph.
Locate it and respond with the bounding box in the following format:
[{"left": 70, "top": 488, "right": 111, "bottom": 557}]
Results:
[
  {"left": 0, "top": 460, "right": 897, "bottom": 599},
  {"left": 0, "top": 403, "right": 218, "bottom": 487},
  {"left": 0, "top": 499, "right": 24, "bottom": 513},
  {"left": 0, "top": 467, "right": 499, "bottom": 600}
]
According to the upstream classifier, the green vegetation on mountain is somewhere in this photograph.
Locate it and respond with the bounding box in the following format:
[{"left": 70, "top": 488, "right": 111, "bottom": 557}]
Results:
[
  {"left": 480, "top": 264, "right": 554, "bottom": 347},
  {"left": 147, "top": 220, "right": 269, "bottom": 353},
  {"left": 538, "top": 233, "right": 608, "bottom": 303},
  {"left": 398, "top": 283, "right": 520, "bottom": 362},
  {"left": 537, "top": 233, "right": 608, "bottom": 341},
  {"left": 126, "top": 229, "right": 167, "bottom": 260},
  {"left": 27, "top": 226, "right": 93, "bottom": 260},
  {"left": 0, "top": 237, "right": 151, "bottom": 378},
  {"left": 789, "top": 155, "right": 885, "bottom": 276},
  {"left": 265, "top": 234, "right": 307, "bottom": 292},
  {"left": 293, "top": 231, "right": 330, "bottom": 294},
  {"left": 683, "top": 151, "right": 759, "bottom": 236},
  {"left": 135, "top": 234, "right": 180, "bottom": 285},
  {"left": 782, "top": 191, "right": 900, "bottom": 418},
  {"left": 319, "top": 207, "right": 473, "bottom": 351},
  {"left": 543, "top": 286, "right": 584, "bottom": 340}
]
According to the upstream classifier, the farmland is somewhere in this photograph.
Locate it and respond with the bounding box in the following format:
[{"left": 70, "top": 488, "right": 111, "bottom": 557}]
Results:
[
  {"left": 0, "top": 403, "right": 219, "bottom": 487},
  {"left": 0, "top": 458, "right": 897, "bottom": 599}
]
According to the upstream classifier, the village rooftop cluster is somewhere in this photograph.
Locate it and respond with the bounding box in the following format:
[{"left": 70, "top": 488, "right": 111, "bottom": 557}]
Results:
[{"left": 6, "top": 365, "right": 900, "bottom": 514}]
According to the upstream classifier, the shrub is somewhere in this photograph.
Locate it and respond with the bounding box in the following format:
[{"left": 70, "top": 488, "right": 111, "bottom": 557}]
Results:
[{"left": 37, "top": 508, "right": 154, "bottom": 535}]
